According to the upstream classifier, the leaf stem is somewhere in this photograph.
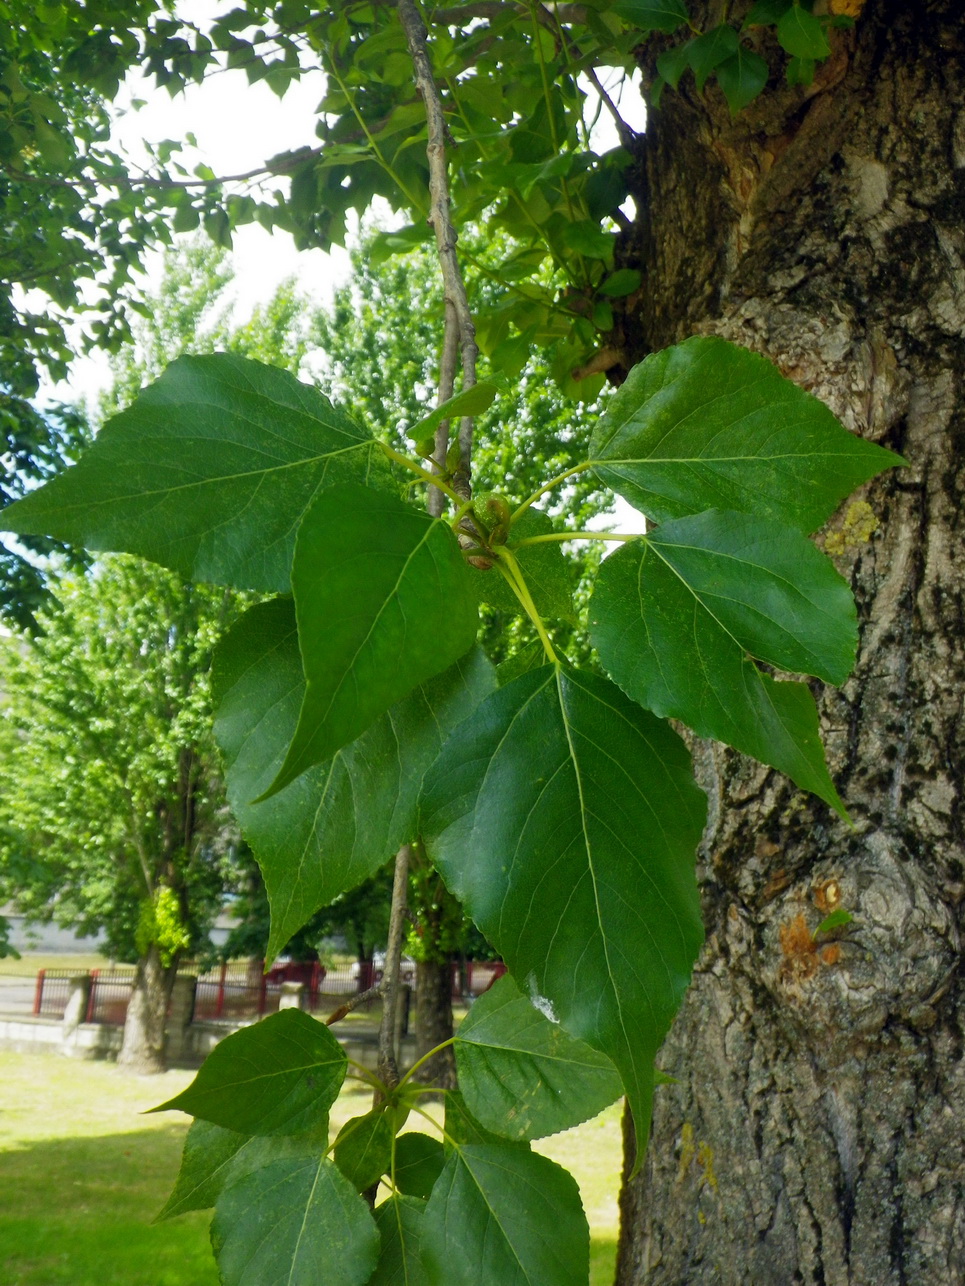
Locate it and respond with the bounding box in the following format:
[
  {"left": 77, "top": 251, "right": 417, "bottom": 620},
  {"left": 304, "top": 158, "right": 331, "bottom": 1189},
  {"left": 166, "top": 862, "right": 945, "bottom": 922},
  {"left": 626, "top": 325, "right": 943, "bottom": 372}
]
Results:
[
  {"left": 379, "top": 440, "right": 463, "bottom": 506},
  {"left": 512, "top": 461, "right": 597, "bottom": 521},
  {"left": 513, "top": 530, "right": 641, "bottom": 546},
  {"left": 398, "top": 1037, "right": 457, "bottom": 1089},
  {"left": 492, "top": 546, "right": 558, "bottom": 664}
]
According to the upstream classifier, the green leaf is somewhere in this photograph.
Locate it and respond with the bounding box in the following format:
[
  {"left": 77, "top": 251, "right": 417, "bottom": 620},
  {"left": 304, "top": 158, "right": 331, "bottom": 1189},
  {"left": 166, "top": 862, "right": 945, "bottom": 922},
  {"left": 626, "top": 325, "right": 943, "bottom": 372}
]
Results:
[
  {"left": 815, "top": 908, "right": 854, "bottom": 936},
  {"left": 589, "top": 512, "right": 852, "bottom": 815},
  {"left": 444, "top": 1092, "right": 507, "bottom": 1148},
  {"left": 590, "top": 337, "right": 902, "bottom": 533},
  {"left": 687, "top": 24, "right": 739, "bottom": 91},
  {"left": 158, "top": 1124, "right": 330, "bottom": 1220},
  {"left": 455, "top": 974, "right": 623, "bottom": 1141},
  {"left": 422, "top": 1144, "right": 589, "bottom": 1286},
  {"left": 613, "top": 0, "right": 689, "bottom": 34},
  {"left": 743, "top": 0, "right": 793, "bottom": 25},
  {"left": 212, "top": 1155, "right": 379, "bottom": 1286},
  {"left": 151, "top": 1009, "right": 345, "bottom": 1136},
  {"left": 715, "top": 46, "right": 770, "bottom": 113},
  {"left": 469, "top": 508, "right": 576, "bottom": 622},
  {"left": 597, "top": 268, "right": 642, "bottom": 298},
  {"left": 786, "top": 54, "right": 816, "bottom": 86},
  {"left": 777, "top": 4, "right": 830, "bottom": 59},
  {"left": 156, "top": 1120, "right": 248, "bottom": 1219},
  {"left": 333, "top": 1110, "right": 394, "bottom": 1191},
  {"left": 408, "top": 384, "right": 500, "bottom": 442},
  {"left": 264, "top": 485, "right": 479, "bottom": 796},
  {"left": 371, "top": 1196, "right": 429, "bottom": 1286},
  {"left": 0, "top": 354, "right": 386, "bottom": 592},
  {"left": 422, "top": 666, "right": 707, "bottom": 1146},
  {"left": 393, "top": 1133, "right": 446, "bottom": 1198},
  {"left": 655, "top": 41, "right": 692, "bottom": 90},
  {"left": 213, "top": 598, "right": 495, "bottom": 960}
]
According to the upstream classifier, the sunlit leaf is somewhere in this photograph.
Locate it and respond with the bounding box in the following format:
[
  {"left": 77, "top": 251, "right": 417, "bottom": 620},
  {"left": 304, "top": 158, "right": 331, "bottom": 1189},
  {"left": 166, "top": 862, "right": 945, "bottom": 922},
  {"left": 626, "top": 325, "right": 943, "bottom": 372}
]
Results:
[
  {"left": 213, "top": 598, "right": 495, "bottom": 959},
  {"left": 422, "top": 665, "right": 706, "bottom": 1147},
  {"left": 590, "top": 337, "right": 902, "bottom": 532}
]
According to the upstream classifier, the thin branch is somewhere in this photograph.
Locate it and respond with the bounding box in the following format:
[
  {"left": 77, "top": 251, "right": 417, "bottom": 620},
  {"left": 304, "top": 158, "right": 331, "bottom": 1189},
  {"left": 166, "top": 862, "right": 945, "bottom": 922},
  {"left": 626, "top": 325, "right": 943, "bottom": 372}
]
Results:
[
  {"left": 376, "top": 843, "right": 413, "bottom": 1092},
  {"left": 431, "top": 2, "right": 588, "bottom": 22},
  {"left": 399, "top": 0, "right": 479, "bottom": 499},
  {"left": 325, "top": 985, "right": 382, "bottom": 1025}
]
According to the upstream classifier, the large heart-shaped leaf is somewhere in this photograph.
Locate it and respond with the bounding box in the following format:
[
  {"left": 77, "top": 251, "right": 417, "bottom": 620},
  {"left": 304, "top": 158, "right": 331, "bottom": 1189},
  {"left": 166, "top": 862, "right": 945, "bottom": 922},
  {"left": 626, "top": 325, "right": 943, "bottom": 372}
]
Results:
[
  {"left": 455, "top": 974, "right": 623, "bottom": 1141},
  {"left": 212, "top": 1155, "right": 379, "bottom": 1286},
  {"left": 213, "top": 597, "right": 495, "bottom": 959},
  {"left": 152, "top": 1009, "right": 345, "bottom": 1136},
  {"left": 371, "top": 1196, "right": 429, "bottom": 1286},
  {"left": 421, "top": 665, "right": 706, "bottom": 1145},
  {"left": 264, "top": 484, "right": 478, "bottom": 796},
  {"left": 422, "top": 1143, "right": 588, "bottom": 1286},
  {"left": 0, "top": 354, "right": 387, "bottom": 591},
  {"left": 590, "top": 336, "right": 902, "bottom": 533},
  {"left": 589, "top": 510, "right": 852, "bottom": 815}
]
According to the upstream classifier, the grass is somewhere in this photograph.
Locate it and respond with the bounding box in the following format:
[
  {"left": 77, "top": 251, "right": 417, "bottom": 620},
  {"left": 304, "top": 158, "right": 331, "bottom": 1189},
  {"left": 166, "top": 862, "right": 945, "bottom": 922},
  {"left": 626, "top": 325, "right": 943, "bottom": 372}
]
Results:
[
  {"left": 0, "top": 952, "right": 111, "bottom": 977},
  {"left": 0, "top": 1049, "right": 621, "bottom": 1285}
]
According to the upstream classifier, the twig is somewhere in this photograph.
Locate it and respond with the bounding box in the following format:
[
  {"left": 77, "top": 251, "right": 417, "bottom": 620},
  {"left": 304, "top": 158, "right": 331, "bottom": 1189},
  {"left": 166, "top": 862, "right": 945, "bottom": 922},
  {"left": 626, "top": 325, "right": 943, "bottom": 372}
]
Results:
[
  {"left": 325, "top": 985, "right": 382, "bottom": 1025},
  {"left": 398, "top": 0, "right": 479, "bottom": 499},
  {"left": 376, "top": 843, "right": 413, "bottom": 1091}
]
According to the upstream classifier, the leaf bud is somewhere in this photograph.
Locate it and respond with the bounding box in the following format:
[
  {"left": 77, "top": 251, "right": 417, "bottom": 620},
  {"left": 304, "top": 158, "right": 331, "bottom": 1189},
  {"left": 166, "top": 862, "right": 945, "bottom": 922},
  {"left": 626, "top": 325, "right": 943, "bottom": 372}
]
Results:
[
  {"left": 484, "top": 494, "right": 512, "bottom": 528},
  {"left": 446, "top": 442, "right": 462, "bottom": 472},
  {"left": 416, "top": 437, "right": 437, "bottom": 460}
]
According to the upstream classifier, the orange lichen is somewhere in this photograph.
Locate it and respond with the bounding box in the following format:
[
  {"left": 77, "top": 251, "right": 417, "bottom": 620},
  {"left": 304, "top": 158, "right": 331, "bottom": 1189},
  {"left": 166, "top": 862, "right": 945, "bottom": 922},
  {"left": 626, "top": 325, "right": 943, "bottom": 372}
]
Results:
[{"left": 780, "top": 911, "right": 845, "bottom": 984}]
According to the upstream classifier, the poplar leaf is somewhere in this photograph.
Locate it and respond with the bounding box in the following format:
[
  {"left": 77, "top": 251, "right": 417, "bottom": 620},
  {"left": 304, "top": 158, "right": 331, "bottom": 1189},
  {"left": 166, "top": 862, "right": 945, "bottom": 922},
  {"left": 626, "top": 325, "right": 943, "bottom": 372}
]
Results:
[
  {"left": 264, "top": 485, "right": 478, "bottom": 796},
  {"left": 0, "top": 354, "right": 386, "bottom": 592},
  {"left": 151, "top": 1009, "right": 345, "bottom": 1136},
  {"left": 213, "top": 598, "right": 495, "bottom": 960},
  {"left": 422, "top": 1144, "right": 589, "bottom": 1286},
  {"left": 455, "top": 974, "right": 623, "bottom": 1141},
  {"left": 370, "top": 1196, "right": 429, "bottom": 1286},
  {"left": 590, "top": 337, "right": 902, "bottom": 533},
  {"left": 421, "top": 666, "right": 706, "bottom": 1149},
  {"left": 212, "top": 1155, "right": 379, "bottom": 1286}
]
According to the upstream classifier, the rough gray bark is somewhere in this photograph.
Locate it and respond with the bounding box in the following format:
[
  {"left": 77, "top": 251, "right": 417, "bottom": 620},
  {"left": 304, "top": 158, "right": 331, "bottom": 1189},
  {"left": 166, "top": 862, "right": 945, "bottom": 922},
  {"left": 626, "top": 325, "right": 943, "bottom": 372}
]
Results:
[
  {"left": 117, "top": 944, "right": 178, "bottom": 1074},
  {"left": 616, "top": 3, "right": 965, "bottom": 1283}
]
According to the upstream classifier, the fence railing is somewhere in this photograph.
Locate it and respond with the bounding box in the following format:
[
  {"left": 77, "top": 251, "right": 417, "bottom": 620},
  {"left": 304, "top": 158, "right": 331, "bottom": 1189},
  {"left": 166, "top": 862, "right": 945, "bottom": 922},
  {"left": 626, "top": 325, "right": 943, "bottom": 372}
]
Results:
[{"left": 29, "top": 957, "right": 508, "bottom": 1026}]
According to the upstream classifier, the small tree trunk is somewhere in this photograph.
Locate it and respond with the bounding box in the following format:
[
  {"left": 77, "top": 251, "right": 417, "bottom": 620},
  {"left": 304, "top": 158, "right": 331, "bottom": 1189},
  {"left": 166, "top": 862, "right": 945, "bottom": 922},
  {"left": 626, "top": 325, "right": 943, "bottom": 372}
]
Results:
[
  {"left": 411, "top": 958, "right": 456, "bottom": 1090},
  {"left": 117, "top": 944, "right": 178, "bottom": 1074}
]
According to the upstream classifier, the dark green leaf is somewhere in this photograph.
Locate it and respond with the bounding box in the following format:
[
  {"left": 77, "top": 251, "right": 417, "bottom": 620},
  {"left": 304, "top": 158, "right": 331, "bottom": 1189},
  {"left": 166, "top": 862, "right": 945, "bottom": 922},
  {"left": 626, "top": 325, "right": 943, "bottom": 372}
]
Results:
[
  {"left": 656, "top": 41, "right": 692, "bottom": 90},
  {"left": 495, "top": 640, "right": 546, "bottom": 687},
  {"left": 777, "top": 4, "right": 830, "bottom": 59},
  {"left": 151, "top": 1009, "right": 345, "bottom": 1136},
  {"left": 156, "top": 1120, "right": 248, "bottom": 1219},
  {"left": 334, "top": 1110, "right": 394, "bottom": 1191},
  {"left": 715, "top": 46, "right": 769, "bottom": 113},
  {"left": 213, "top": 598, "right": 495, "bottom": 959},
  {"left": 212, "top": 1155, "right": 379, "bottom": 1286},
  {"left": 422, "top": 666, "right": 706, "bottom": 1146},
  {"left": 687, "top": 25, "right": 739, "bottom": 91},
  {"left": 455, "top": 974, "right": 623, "bottom": 1140},
  {"left": 590, "top": 337, "right": 902, "bottom": 533},
  {"left": 393, "top": 1133, "right": 446, "bottom": 1199},
  {"left": 371, "top": 1196, "right": 429, "bottom": 1286},
  {"left": 444, "top": 1093, "right": 507, "bottom": 1149},
  {"left": 589, "top": 513, "right": 851, "bottom": 815},
  {"left": 470, "top": 508, "right": 576, "bottom": 622},
  {"left": 786, "top": 54, "right": 816, "bottom": 85},
  {"left": 597, "top": 268, "right": 642, "bottom": 298},
  {"left": 423, "top": 1144, "right": 589, "bottom": 1286},
  {"left": 408, "top": 384, "right": 500, "bottom": 441},
  {"left": 0, "top": 354, "right": 385, "bottom": 592},
  {"left": 743, "top": 0, "right": 793, "bottom": 26},
  {"left": 264, "top": 485, "right": 478, "bottom": 796},
  {"left": 613, "top": 0, "right": 689, "bottom": 34}
]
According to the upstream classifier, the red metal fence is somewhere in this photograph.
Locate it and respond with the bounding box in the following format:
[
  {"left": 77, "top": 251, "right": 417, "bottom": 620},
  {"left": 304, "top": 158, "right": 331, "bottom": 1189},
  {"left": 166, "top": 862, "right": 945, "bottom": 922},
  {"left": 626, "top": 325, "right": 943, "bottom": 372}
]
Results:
[{"left": 30, "top": 958, "right": 508, "bottom": 1026}]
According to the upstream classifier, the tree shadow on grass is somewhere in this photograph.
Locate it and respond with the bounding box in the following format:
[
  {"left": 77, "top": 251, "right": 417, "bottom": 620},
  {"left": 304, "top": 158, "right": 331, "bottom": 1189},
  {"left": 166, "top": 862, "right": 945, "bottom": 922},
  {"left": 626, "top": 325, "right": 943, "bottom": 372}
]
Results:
[{"left": 0, "top": 1128, "right": 218, "bottom": 1286}]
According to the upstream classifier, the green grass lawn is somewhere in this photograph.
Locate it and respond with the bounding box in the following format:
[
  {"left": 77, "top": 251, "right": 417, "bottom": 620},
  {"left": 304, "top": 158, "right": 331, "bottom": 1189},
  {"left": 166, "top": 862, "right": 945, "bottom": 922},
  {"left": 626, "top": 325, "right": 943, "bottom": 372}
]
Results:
[{"left": 0, "top": 1049, "right": 621, "bottom": 1285}]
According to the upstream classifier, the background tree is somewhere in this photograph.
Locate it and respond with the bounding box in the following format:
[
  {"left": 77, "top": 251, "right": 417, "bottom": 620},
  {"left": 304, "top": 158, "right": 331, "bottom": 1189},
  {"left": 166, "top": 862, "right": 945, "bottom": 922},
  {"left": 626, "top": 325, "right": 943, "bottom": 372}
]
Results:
[{"left": 0, "top": 556, "right": 237, "bottom": 1072}]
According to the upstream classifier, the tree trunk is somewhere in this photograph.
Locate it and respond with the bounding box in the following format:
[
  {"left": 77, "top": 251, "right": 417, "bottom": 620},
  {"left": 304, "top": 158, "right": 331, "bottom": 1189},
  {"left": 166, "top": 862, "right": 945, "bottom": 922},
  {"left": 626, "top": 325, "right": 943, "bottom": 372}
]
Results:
[
  {"left": 616, "top": 3, "right": 965, "bottom": 1283},
  {"left": 412, "top": 958, "right": 457, "bottom": 1089},
  {"left": 117, "top": 944, "right": 179, "bottom": 1074}
]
